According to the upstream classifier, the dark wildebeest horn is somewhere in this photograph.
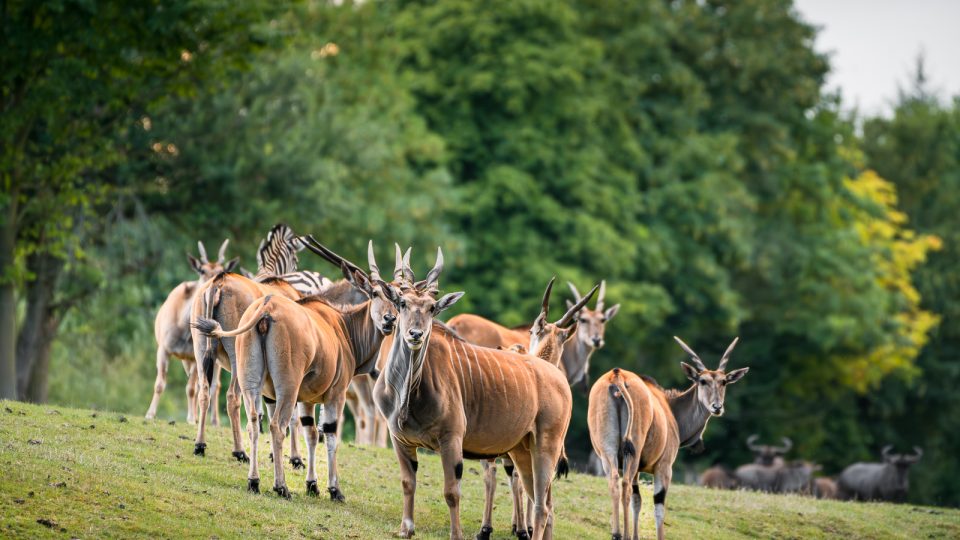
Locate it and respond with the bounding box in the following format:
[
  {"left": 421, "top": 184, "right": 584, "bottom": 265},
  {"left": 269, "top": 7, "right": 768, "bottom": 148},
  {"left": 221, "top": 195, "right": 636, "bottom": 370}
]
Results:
[
  {"left": 673, "top": 336, "right": 707, "bottom": 371},
  {"left": 881, "top": 445, "right": 894, "bottom": 459},
  {"left": 905, "top": 447, "right": 923, "bottom": 462},
  {"left": 556, "top": 283, "right": 599, "bottom": 328},
  {"left": 746, "top": 434, "right": 761, "bottom": 452},
  {"left": 217, "top": 239, "right": 230, "bottom": 263},
  {"left": 775, "top": 437, "right": 793, "bottom": 454},
  {"left": 367, "top": 240, "right": 382, "bottom": 282},
  {"left": 718, "top": 336, "right": 740, "bottom": 371},
  {"left": 197, "top": 241, "right": 209, "bottom": 264}
]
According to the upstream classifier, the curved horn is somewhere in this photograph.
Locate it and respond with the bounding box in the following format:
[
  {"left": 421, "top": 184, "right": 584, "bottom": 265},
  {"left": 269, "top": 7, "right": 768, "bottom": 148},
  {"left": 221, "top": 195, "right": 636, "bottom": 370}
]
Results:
[
  {"left": 394, "top": 244, "right": 414, "bottom": 284},
  {"left": 746, "top": 434, "right": 761, "bottom": 452},
  {"left": 540, "top": 277, "right": 556, "bottom": 319},
  {"left": 556, "top": 283, "right": 599, "bottom": 328},
  {"left": 367, "top": 240, "right": 381, "bottom": 281},
  {"left": 596, "top": 280, "right": 606, "bottom": 312},
  {"left": 567, "top": 281, "right": 583, "bottom": 302},
  {"left": 718, "top": 336, "right": 740, "bottom": 371},
  {"left": 217, "top": 239, "right": 230, "bottom": 263},
  {"left": 423, "top": 247, "right": 444, "bottom": 289},
  {"left": 907, "top": 446, "right": 923, "bottom": 462},
  {"left": 301, "top": 235, "right": 363, "bottom": 276},
  {"left": 881, "top": 445, "right": 894, "bottom": 459},
  {"left": 673, "top": 336, "right": 707, "bottom": 371},
  {"left": 197, "top": 241, "right": 209, "bottom": 264},
  {"left": 776, "top": 437, "right": 793, "bottom": 454}
]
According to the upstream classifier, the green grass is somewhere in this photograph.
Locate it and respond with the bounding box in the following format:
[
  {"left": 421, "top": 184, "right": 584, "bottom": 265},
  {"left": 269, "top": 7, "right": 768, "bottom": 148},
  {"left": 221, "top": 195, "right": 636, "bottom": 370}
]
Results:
[{"left": 1, "top": 401, "right": 957, "bottom": 539}]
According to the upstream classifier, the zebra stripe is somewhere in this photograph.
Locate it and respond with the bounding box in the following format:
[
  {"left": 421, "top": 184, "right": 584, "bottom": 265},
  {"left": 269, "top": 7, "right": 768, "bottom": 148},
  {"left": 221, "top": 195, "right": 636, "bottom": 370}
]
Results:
[
  {"left": 275, "top": 270, "right": 331, "bottom": 296},
  {"left": 255, "top": 224, "right": 302, "bottom": 278}
]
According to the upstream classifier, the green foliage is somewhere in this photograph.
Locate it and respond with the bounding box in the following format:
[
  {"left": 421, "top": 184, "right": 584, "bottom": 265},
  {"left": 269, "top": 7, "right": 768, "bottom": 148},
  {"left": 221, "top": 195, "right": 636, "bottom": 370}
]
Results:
[
  {"left": 5, "top": 0, "right": 950, "bottom": 508},
  {"left": 860, "top": 78, "right": 960, "bottom": 505}
]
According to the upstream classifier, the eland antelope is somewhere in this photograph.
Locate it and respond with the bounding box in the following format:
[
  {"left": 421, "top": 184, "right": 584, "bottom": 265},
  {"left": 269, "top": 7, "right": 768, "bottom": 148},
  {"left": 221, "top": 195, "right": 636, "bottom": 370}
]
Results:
[
  {"left": 189, "top": 224, "right": 309, "bottom": 462},
  {"left": 371, "top": 249, "right": 575, "bottom": 540},
  {"left": 146, "top": 239, "right": 238, "bottom": 422},
  {"left": 450, "top": 278, "right": 598, "bottom": 540},
  {"left": 588, "top": 337, "right": 748, "bottom": 540},
  {"left": 194, "top": 237, "right": 397, "bottom": 500}
]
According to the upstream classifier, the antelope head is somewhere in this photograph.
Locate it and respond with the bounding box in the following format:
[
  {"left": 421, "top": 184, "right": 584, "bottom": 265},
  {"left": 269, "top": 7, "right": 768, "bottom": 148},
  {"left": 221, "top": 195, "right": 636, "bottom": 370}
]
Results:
[
  {"left": 299, "top": 235, "right": 398, "bottom": 336},
  {"left": 375, "top": 247, "right": 464, "bottom": 351},
  {"left": 187, "top": 239, "right": 239, "bottom": 283},
  {"left": 566, "top": 280, "right": 620, "bottom": 350},
  {"left": 746, "top": 435, "right": 793, "bottom": 465},
  {"left": 529, "top": 277, "right": 600, "bottom": 366},
  {"left": 673, "top": 336, "right": 749, "bottom": 417}
]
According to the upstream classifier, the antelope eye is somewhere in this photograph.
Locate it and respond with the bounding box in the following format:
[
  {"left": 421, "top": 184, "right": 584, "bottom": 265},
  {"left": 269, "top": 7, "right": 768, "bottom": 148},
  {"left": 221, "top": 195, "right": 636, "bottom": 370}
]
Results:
[
  {"left": 399, "top": 299, "right": 407, "bottom": 309},
  {"left": 699, "top": 379, "right": 707, "bottom": 385},
  {"left": 600, "top": 318, "right": 607, "bottom": 323}
]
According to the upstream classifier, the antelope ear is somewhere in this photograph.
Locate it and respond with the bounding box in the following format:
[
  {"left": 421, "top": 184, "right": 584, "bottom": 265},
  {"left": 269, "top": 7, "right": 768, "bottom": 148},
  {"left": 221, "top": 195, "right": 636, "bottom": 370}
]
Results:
[
  {"left": 680, "top": 362, "right": 700, "bottom": 382},
  {"left": 435, "top": 291, "right": 465, "bottom": 313},
  {"left": 188, "top": 254, "right": 203, "bottom": 274},
  {"left": 562, "top": 322, "right": 580, "bottom": 344},
  {"left": 223, "top": 257, "right": 240, "bottom": 273},
  {"left": 373, "top": 278, "right": 401, "bottom": 305},
  {"left": 342, "top": 263, "right": 373, "bottom": 298},
  {"left": 725, "top": 367, "right": 749, "bottom": 384},
  {"left": 604, "top": 304, "right": 621, "bottom": 321}
]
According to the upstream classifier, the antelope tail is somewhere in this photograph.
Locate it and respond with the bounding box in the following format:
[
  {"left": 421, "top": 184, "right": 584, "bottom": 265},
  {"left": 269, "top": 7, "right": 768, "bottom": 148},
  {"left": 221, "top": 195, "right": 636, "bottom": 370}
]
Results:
[
  {"left": 556, "top": 445, "right": 570, "bottom": 479},
  {"left": 194, "top": 283, "right": 223, "bottom": 386},
  {"left": 610, "top": 367, "right": 636, "bottom": 457},
  {"left": 192, "top": 296, "right": 274, "bottom": 339}
]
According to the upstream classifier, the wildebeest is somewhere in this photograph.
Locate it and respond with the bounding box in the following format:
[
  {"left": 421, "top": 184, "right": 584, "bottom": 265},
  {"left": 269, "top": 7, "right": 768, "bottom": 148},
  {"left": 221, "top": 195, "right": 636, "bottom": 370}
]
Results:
[
  {"left": 746, "top": 434, "right": 792, "bottom": 466},
  {"left": 735, "top": 459, "right": 818, "bottom": 494},
  {"left": 837, "top": 446, "right": 922, "bottom": 502}
]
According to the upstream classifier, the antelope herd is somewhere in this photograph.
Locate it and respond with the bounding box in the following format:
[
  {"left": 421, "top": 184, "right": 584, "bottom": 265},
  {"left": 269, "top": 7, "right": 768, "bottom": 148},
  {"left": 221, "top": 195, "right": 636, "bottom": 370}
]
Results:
[{"left": 144, "top": 224, "right": 925, "bottom": 539}]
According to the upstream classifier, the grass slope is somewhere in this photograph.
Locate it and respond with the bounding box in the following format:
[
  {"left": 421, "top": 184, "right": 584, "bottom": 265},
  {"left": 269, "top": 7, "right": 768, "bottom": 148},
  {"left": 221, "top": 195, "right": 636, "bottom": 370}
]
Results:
[{"left": 1, "top": 401, "right": 957, "bottom": 539}]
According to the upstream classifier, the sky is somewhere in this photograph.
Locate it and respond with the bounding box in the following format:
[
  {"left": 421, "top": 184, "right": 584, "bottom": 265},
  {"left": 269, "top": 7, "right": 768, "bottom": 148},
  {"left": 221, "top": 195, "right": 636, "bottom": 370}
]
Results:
[{"left": 793, "top": 0, "right": 960, "bottom": 116}]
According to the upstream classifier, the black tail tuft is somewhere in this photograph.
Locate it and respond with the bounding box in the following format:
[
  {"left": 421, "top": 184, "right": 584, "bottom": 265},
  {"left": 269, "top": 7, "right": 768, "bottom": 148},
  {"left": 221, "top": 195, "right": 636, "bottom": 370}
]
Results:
[
  {"left": 623, "top": 439, "right": 636, "bottom": 457},
  {"left": 555, "top": 456, "right": 570, "bottom": 479},
  {"left": 191, "top": 317, "right": 219, "bottom": 336},
  {"left": 202, "top": 349, "right": 217, "bottom": 386}
]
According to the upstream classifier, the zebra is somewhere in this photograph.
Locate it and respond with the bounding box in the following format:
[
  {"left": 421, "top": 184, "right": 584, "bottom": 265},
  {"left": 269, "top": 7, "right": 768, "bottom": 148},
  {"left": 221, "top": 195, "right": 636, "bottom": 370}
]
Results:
[{"left": 252, "top": 224, "right": 330, "bottom": 296}]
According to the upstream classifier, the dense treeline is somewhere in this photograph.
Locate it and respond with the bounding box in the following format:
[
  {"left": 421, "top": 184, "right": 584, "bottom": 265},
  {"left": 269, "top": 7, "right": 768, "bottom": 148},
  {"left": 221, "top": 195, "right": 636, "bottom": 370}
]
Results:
[{"left": 2, "top": 0, "right": 957, "bottom": 506}]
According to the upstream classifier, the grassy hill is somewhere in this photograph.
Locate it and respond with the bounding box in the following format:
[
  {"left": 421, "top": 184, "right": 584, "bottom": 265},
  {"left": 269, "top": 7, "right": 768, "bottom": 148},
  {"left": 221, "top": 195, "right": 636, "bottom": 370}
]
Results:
[{"left": 1, "top": 401, "right": 957, "bottom": 539}]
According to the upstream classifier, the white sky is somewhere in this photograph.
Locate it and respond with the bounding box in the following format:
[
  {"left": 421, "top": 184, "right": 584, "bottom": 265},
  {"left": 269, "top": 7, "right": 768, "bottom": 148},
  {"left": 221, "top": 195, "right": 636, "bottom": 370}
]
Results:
[{"left": 793, "top": 0, "right": 960, "bottom": 116}]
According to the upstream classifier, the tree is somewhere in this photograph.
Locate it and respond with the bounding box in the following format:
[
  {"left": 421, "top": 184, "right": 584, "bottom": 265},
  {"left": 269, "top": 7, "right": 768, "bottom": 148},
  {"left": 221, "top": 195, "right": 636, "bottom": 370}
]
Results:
[{"left": 0, "top": 0, "right": 274, "bottom": 400}]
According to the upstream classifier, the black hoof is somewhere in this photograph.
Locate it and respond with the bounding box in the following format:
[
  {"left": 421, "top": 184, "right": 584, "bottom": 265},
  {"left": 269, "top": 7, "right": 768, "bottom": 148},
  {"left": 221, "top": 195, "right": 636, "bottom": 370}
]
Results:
[
  {"left": 612, "top": 535, "right": 623, "bottom": 540},
  {"left": 328, "top": 486, "right": 345, "bottom": 502},
  {"left": 512, "top": 525, "right": 517, "bottom": 536},
  {"left": 528, "top": 527, "right": 533, "bottom": 538},
  {"left": 194, "top": 442, "right": 206, "bottom": 456},
  {"left": 517, "top": 531, "right": 530, "bottom": 540},
  {"left": 476, "top": 525, "right": 494, "bottom": 540},
  {"left": 273, "top": 485, "right": 291, "bottom": 499},
  {"left": 269, "top": 452, "right": 274, "bottom": 463},
  {"left": 290, "top": 457, "right": 305, "bottom": 470},
  {"left": 232, "top": 451, "right": 249, "bottom": 463},
  {"left": 248, "top": 478, "right": 260, "bottom": 493},
  {"left": 306, "top": 480, "right": 319, "bottom": 496}
]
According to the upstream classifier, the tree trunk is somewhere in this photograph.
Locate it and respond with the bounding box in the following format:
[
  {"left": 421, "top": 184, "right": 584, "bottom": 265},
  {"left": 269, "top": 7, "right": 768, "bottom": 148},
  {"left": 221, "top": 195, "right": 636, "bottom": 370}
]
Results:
[
  {"left": 24, "top": 312, "right": 60, "bottom": 403},
  {"left": 0, "top": 200, "right": 17, "bottom": 400},
  {"left": 16, "top": 252, "right": 64, "bottom": 400}
]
